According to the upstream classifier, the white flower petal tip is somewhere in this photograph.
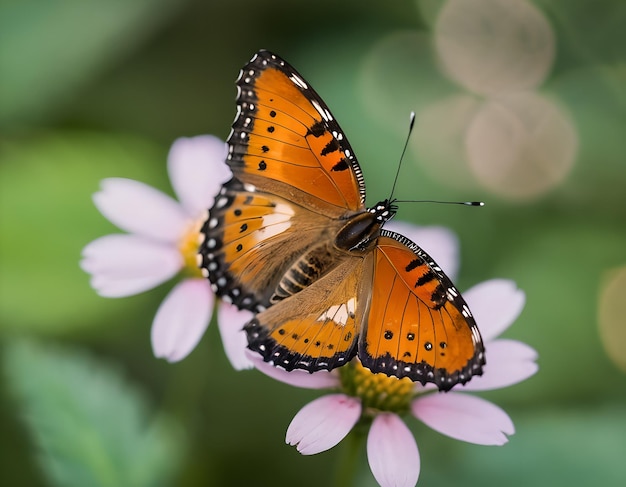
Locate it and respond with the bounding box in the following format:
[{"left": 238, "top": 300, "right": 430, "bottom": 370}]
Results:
[
  {"left": 286, "top": 394, "right": 361, "bottom": 455},
  {"left": 81, "top": 235, "right": 182, "bottom": 297},
  {"left": 461, "top": 339, "right": 538, "bottom": 391},
  {"left": 167, "top": 135, "right": 231, "bottom": 216},
  {"left": 217, "top": 303, "right": 254, "bottom": 370},
  {"left": 93, "top": 178, "right": 189, "bottom": 242},
  {"left": 464, "top": 279, "right": 526, "bottom": 341},
  {"left": 367, "top": 414, "right": 420, "bottom": 487},
  {"left": 151, "top": 279, "right": 214, "bottom": 362},
  {"left": 412, "top": 393, "right": 514, "bottom": 446},
  {"left": 384, "top": 222, "right": 459, "bottom": 279},
  {"left": 247, "top": 351, "right": 340, "bottom": 390}
]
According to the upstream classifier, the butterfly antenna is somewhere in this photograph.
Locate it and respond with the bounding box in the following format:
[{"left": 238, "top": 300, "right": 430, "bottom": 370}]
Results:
[
  {"left": 389, "top": 111, "right": 416, "bottom": 199},
  {"left": 395, "top": 199, "right": 485, "bottom": 206}
]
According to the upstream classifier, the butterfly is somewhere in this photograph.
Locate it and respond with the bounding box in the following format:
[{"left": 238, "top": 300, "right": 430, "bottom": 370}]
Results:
[{"left": 199, "top": 50, "right": 484, "bottom": 391}]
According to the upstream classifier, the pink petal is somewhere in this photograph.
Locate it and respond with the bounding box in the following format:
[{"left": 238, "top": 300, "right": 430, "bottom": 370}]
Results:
[
  {"left": 167, "top": 135, "right": 231, "bottom": 217},
  {"left": 247, "top": 351, "right": 340, "bottom": 389},
  {"left": 93, "top": 178, "right": 189, "bottom": 243},
  {"left": 367, "top": 413, "right": 420, "bottom": 487},
  {"left": 385, "top": 222, "right": 459, "bottom": 280},
  {"left": 460, "top": 339, "right": 538, "bottom": 391},
  {"left": 217, "top": 302, "right": 254, "bottom": 370},
  {"left": 463, "top": 279, "right": 526, "bottom": 341},
  {"left": 81, "top": 234, "right": 182, "bottom": 297},
  {"left": 286, "top": 394, "right": 361, "bottom": 455},
  {"left": 412, "top": 392, "right": 514, "bottom": 445},
  {"left": 151, "top": 278, "right": 214, "bottom": 362}
]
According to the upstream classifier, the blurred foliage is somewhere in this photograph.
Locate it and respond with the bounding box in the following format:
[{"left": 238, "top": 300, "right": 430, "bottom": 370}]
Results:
[
  {"left": 1, "top": 0, "right": 625, "bottom": 486},
  {"left": 3, "top": 340, "right": 182, "bottom": 487}
]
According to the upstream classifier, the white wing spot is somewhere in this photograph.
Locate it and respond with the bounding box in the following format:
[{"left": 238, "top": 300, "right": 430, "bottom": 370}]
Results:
[{"left": 316, "top": 297, "right": 356, "bottom": 326}]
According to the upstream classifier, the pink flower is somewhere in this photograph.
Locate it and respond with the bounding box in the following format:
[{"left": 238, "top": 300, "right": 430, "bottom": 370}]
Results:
[
  {"left": 81, "top": 135, "right": 252, "bottom": 369},
  {"left": 250, "top": 223, "right": 537, "bottom": 487}
]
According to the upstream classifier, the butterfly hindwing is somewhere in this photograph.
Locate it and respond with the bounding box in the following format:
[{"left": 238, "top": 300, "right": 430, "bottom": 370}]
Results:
[
  {"left": 245, "top": 255, "right": 369, "bottom": 372},
  {"left": 359, "top": 231, "right": 485, "bottom": 391},
  {"left": 227, "top": 50, "right": 366, "bottom": 213}
]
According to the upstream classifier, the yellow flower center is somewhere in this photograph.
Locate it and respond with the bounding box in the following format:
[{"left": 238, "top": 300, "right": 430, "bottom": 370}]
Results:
[
  {"left": 339, "top": 360, "right": 414, "bottom": 415},
  {"left": 178, "top": 217, "right": 205, "bottom": 278}
]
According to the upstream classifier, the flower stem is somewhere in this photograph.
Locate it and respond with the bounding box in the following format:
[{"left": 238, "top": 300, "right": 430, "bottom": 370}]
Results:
[{"left": 332, "top": 425, "right": 367, "bottom": 486}]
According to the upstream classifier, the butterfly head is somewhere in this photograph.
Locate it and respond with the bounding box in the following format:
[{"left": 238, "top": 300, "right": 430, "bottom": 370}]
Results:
[{"left": 335, "top": 199, "right": 397, "bottom": 253}]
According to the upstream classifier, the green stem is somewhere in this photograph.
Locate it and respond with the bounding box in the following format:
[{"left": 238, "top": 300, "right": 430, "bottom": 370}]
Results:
[{"left": 332, "top": 425, "right": 367, "bottom": 487}]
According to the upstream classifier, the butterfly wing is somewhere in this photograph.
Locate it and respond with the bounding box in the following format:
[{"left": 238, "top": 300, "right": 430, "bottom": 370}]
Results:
[
  {"left": 200, "top": 178, "right": 343, "bottom": 310},
  {"left": 359, "top": 231, "right": 485, "bottom": 391},
  {"left": 227, "top": 50, "right": 366, "bottom": 213},
  {"left": 245, "top": 254, "right": 370, "bottom": 371},
  {"left": 201, "top": 50, "right": 368, "bottom": 310}
]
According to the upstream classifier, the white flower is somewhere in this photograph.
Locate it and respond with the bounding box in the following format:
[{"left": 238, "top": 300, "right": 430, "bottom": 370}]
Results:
[
  {"left": 81, "top": 135, "right": 253, "bottom": 368},
  {"left": 250, "top": 223, "right": 537, "bottom": 487}
]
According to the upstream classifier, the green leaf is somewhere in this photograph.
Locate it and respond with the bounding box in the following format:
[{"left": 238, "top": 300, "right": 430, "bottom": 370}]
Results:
[
  {"left": 0, "top": 0, "right": 185, "bottom": 127},
  {"left": 4, "top": 339, "right": 183, "bottom": 487}
]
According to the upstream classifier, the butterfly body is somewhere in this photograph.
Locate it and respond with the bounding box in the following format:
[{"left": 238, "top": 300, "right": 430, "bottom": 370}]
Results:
[{"left": 199, "top": 50, "right": 485, "bottom": 390}]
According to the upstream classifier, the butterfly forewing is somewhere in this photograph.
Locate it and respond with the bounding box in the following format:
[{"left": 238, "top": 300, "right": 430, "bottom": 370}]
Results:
[
  {"left": 359, "top": 232, "right": 485, "bottom": 391},
  {"left": 200, "top": 179, "right": 339, "bottom": 310},
  {"left": 227, "top": 50, "right": 366, "bottom": 213}
]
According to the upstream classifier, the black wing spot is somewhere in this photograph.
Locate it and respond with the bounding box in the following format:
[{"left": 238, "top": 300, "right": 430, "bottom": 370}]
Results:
[
  {"left": 267, "top": 126, "right": 275, "bottom": 133},
  {"left": 384, "top": 330, "right": 393, "bottom": 340},
  {"left": 331, "top": 159, "right": 349, "bottom": 171},
  {"left": 321, "top": 138, "right": 340, "bottom": 156},
  {"left": 407, "top": 332, "right": 415, "bottom": 341},
  {"left": 405, "top": 257, "right": 423, "bottom": 272},
  {"left": 261, "top": 145, "right": 270, "bottom": 153},
  {"left": 258, "top": 161, "right": 267, "bottom": 170},
  {"left": 415, "top": 270, "right": 436, "bottom": 287},
  {"left": 307, "top": 120, "right": 325, "bottom": 137},
  {"left": 269, "top": 110, "right": 277, "bottom": 118},
  {"left": 240, "top": 223, "right": 248, "bottom": 233},
  {"left": 424, "top": 342, "right": 433, "bottom": 351}
]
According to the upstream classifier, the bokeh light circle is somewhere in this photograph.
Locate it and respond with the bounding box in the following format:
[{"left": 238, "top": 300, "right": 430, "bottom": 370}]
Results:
[
  {"left": 598, "top": 267, "right": 626, "bottom": 374},
  {"left": 434, "top": 0, "right": 555, "bottom": 96},
  {"left": 465, "top": 92, "right": 578, "bottom": 200}
]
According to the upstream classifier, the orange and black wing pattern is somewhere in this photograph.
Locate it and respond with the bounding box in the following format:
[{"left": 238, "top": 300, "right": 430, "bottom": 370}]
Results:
[
  {"left": 200, "top": 50, "right": 365, "bottom": 311},
  {"left": 226, "top": 50, "right": 366, "bottom": 213},
  {"left": 244, "top": 255, "right": 366, "bottom": 372},
  {"left": 359, "top": 231, "right": 485, "bottom": 391}
]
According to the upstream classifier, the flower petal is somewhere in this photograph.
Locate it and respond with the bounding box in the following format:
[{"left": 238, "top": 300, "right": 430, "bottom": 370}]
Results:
[
  {"left": 412, "top": 392, "right": 514, "bottom": 445},
  {"left": 151, "top": 278, "right": 214, "bottom": 362},
  {"left": 93, "top": 178, "right": 189, "bottom": 242},
  {"left": 367, "top": 413, "right": 420, "bottom": 487},
  {"left": 217, "top": 302, "right": 254, "bottom": 370},
  {"left": 460, "top": 339, "right": 538, "bottom": 391},
  {"left": 167, "top": 135, "right": 231, "bottom": 217},
  {"left": 81, "top": 234, "right": 182, "bottom": 297},
  {"left": 247, "top": 351, "right": 340, "bottom": 389},
  {"left": 286, "top": 394, "right": 361, "bottom": 455},
  {"left": 463, "top": 279, "right": 526, "bottom": 341},
  {"left": 385, "top": 222, "right": 459, "bottom": 280}
]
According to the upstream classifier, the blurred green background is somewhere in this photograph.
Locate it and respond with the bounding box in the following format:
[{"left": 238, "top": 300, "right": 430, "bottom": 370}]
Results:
[{"left": 1, "top": 0, "right": 625, "bottom": 486}]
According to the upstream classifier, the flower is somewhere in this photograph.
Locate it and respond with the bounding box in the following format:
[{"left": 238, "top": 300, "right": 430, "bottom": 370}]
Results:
[
  {"left": 81, "top": 135, "right": 253, "bottom": 369},
  {"left": 249, "top": 223, "right": 537, "bottom": 487}
]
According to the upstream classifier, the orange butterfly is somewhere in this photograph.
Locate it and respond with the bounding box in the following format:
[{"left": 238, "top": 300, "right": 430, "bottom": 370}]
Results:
[{"left": 199, "top": 50, "right": 484, "bottom": 391}]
